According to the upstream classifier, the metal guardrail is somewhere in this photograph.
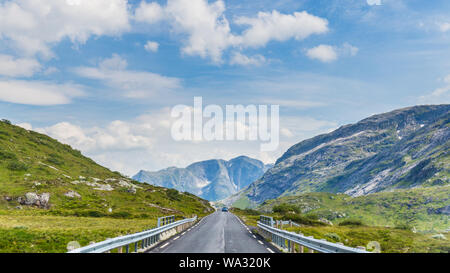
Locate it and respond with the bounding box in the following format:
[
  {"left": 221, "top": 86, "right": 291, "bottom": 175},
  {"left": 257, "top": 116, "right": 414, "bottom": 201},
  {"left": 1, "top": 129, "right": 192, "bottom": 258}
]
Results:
[
  {"left": 258, "top": 216, "right": 369, "bottom": 253},
  {"left": 69, "top": 216, "right": 197, "bottom": 253},
  {"left": 158, "top": 215, "right": 175, "bottom": 227}
]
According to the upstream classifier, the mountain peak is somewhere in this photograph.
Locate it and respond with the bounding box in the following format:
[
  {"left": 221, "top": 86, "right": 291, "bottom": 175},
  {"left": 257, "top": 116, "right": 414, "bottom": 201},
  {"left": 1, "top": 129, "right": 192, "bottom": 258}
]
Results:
[{"left": 133, "top": 156, "right": 270, "bottom": 201}]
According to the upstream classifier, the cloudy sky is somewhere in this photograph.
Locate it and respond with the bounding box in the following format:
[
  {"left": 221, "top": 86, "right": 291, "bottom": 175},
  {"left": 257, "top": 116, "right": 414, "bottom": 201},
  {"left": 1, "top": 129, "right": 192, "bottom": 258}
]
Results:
[{"left": 0, "top": 0, "right": 449, "bottom": 176}]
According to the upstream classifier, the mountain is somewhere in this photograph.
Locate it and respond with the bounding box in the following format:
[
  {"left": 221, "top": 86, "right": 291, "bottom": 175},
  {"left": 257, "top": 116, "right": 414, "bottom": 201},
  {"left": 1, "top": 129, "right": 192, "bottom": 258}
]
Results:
[
  {"left": 0, "top": 119, "right": 213, "bottom": 217},
  {"left": 133, "top": 156, "right": 273, "bottom": 201},
  {"left": 230, "top": 105, "right": 450, "bottom": 208}
]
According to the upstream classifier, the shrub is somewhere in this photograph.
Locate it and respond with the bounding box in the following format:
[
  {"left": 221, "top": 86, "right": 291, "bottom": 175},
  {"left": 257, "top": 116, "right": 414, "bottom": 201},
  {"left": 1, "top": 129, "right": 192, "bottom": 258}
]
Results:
[
  {"left": 75, "top": 210, "right": 107, "bottom": 218},
  {"left": 394, "top": 223, "right": 412, "bottom": 230},
  {"left": 273, "top": 203, "right": 300, "bottom": 214},
  {"left": 325, "top": 233, "right": 341, "bottom": 242},
  {"left": 281, "top": 214, "right": 326, "bottom": 226},
  {"left": 166, "top": 189, "right": 181, "bottom": 201},
  {"left": 0, "top": 151, "right": 16, "bottom": 160},
  {"left": 110, "top": 212, "right": 132, "bottom": 219},
  {"left": 243, "top": 209, "right": 260, "bottom": 216},
  {"left": 339, "top": 219, "right": 364, "bottom": 226},
  {"left": 7, "top": 161, "right": 29, "bottom": 171},
  {"left": 46, "top": 153, "right": 64, "bottom": 166}
]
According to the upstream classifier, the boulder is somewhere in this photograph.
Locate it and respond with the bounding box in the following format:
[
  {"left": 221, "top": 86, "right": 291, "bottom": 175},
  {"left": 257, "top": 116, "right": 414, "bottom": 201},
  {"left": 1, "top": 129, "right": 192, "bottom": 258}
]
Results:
[
  {"left": 64, "top": 191, "right": 81, "bottom": 199},
  {"left": 18, "top": 192, "right": 50, "bottom": 209},
  {"left": 431, "top": 234, "right": 447, "bottom": 240}
]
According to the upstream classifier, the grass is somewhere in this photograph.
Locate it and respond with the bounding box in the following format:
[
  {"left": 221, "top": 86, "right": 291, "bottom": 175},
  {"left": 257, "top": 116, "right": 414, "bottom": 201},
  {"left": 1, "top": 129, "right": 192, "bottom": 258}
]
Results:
[{"left": 0, "top": 215, "right": 158, "bottom": 253}]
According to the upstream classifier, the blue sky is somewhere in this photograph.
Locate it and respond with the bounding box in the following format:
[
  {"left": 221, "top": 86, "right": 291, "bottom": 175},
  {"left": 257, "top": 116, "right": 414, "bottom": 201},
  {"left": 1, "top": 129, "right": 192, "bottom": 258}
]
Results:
[{"left": 0, "top": 0, "right": 449, "bottom": 175}]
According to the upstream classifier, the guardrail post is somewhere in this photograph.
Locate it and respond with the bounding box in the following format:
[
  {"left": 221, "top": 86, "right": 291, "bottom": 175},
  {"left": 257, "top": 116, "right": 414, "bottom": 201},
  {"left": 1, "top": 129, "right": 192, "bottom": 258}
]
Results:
[
  {"left": 299, "top": 245, "right": 304, "bottom": 253},
  {"left": 125, "top": 244, "right": 129, "bottom": 253}
]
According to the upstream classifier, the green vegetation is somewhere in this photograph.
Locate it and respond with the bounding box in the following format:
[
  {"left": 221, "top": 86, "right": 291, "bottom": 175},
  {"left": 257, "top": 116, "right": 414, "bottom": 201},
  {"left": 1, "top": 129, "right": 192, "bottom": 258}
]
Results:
[
  {"left": 258, "top": 186, "right": 450, "bottom": 232},
  {"left": 0, "top": 120, "right": 213, "bottom": 253},
  {"left": 232, "top": 206, "right": 450, "bottom": 253}
]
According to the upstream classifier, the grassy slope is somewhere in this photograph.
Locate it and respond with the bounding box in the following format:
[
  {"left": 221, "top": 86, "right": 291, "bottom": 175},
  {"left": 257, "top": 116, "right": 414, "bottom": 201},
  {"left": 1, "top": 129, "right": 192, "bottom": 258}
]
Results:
[
  {"left": 257, "top": 186, "right": 450, "bottom": 232},
  {"left": 232, "top": 209, "right": 450, "bottom": 253},
  {"left": 0, "top": 120, "right": 213, "bottom": 252}
]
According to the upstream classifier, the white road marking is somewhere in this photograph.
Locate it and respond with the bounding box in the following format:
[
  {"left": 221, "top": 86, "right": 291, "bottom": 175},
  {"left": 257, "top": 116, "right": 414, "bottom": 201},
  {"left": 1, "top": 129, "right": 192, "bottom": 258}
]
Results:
[
  {"left": 160, "top": 243, "right": 170, "bottom": 249},
  {"left": 173, "top": 236, "right": 180, "bottom": 241},
  {"left": 258, "top": 240, "right": 264, "bottom": 245},
  {"left": 181, "top": 232, "right": 186, "bottom": 235},
  {"left": 253, "top": 235, "right": 257, "bottom": 239},
  {"left": 267, "top": 248, "right": 274, "bottom": 253}
]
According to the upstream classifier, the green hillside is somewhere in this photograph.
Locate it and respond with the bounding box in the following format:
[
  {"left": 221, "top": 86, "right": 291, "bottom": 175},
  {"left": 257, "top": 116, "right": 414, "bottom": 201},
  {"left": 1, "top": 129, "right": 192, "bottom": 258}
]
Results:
[
  {"left": 257, "top": 186, "right": 449, "bottom": 232},
  {"left": 0, "top": 120, "right": 213, "bottom": 253}
]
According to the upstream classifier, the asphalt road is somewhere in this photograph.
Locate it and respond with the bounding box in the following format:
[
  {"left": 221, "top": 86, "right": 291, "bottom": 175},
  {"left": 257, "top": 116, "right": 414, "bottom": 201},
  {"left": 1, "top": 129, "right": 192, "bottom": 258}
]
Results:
[{"left": 149, "top": 211, "right": 276, "bottom": 253}]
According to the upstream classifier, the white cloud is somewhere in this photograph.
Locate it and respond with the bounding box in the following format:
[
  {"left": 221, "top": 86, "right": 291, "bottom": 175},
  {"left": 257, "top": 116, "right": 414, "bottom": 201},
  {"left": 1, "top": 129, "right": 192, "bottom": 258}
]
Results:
[
  {"left": 134, "top": 1, "right": 328, "bottom": 63},
  {"left": 74, "top": 54, "right": 181, "bottom": 98},
  {"left": 17, "top": 123, "right": 33, "bottom": 131},
  {"left": 438, "top": 22, "right": 450, "bottom": 32},
  {"left": 367, "top": 0, "right": 382, "bottom": 6},
  {"left": 306, "top": 44, "right": 338, "bottom": 63},
  {"left": 0, "top": 80, "right": 84, "bottom": 105},
  {"left": 261, "top": 99, "right": 326, "bottom": 109},
  {"left": 306, "top": 43, "right": 358, "bottom": 63},
  {"left": 341, "top": 43, "right": 359, "bottom": 56},
  {"left": 419, "top": 74, "right": 450, "bottom": 104},
  {"left": 165, "top": 0, "right": 240, "bottom": 63},
  {"left": 229, "top": 52, "right": 266, "bottom": 66},
  {"left": 0, "top": 0, "right": 130, "bottom": 57},
  {"left": 0, "top": 54, "right": 41, "bottom": 77},
  {"left": 144, "top": 41, "right": 159, "bottom": 52},
  {"left": 134, "top": 1, "right": 165, "bottom": 24},
  {"left": 236, "top": 10, "right": 329, "bottom": 48},
  {"left": 39, "top": 120, "right": 154, "bottom": 153}
]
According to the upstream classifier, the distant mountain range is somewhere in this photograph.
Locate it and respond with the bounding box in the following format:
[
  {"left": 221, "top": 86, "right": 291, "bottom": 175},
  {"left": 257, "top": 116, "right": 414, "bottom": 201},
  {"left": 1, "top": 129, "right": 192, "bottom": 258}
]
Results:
[
  {"left": 133, "top": 156, "right": 273, "bottom": 201},
  {"left": 229, "top": 105, "right": 450, "bottom": 208}
]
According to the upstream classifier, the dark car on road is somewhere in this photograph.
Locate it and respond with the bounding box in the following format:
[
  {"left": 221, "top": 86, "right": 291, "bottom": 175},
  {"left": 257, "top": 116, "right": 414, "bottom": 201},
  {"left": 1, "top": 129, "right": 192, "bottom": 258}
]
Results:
[{"left": 222, "top": 207, "right": 228, "bottom": 212}]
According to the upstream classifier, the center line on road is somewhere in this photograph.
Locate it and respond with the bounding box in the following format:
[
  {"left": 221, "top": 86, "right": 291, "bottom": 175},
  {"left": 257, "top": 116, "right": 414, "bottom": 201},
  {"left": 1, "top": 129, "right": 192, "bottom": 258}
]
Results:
[
  {"left": 160, "top": 243, "right": 170, "bottom": 249},
  {"left": 258, "top": 240, "right": 264, "bottom": 245},
  {"left": 267, "top": 248, "right": 274, "bottom": 253}
]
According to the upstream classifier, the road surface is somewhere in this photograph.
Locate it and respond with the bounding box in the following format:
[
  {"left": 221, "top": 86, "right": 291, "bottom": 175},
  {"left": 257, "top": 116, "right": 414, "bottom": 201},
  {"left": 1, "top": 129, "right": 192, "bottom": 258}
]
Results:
[{"left": 149, "top": 211, "right": 276, "bottom": 253}]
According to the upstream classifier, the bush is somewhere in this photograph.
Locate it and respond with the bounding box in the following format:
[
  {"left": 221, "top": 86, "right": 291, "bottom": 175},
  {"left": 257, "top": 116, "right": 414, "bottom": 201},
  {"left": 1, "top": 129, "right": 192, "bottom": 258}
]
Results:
[
  {"left": 394, "top": 223, "right": 412, "bottom": 230},
  {"left": 325, "top": 233, "right": 341, "bottom": 242},
  {"left": 243, "top": 209, "right": 260, "bottom": 216},
  {"left": 0, "top": 151, "right": 16, "bottom": 160},
  {"left": 281, "top": 214, "right": 326, "bottom": 226},
  {"left": 46, "top": 153, "right": 64, "bottom": 166},
  {"left": 273, "top": 203, "right": 300, "bottom": 214},
  {"left": 74, "top": 210, "right": 107, "bottom": 218},
  {"left": 166, "top": 189, "right": 181, "bottom": 201},
  {"left": 7, "top": 161, "right": 29, "bottom": 171},
  {"left": 110, "top": 212, "right": 132, "bottom": 219},
  {"left": 339, "top": 219, "right": 364, "bottom": 226}
]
